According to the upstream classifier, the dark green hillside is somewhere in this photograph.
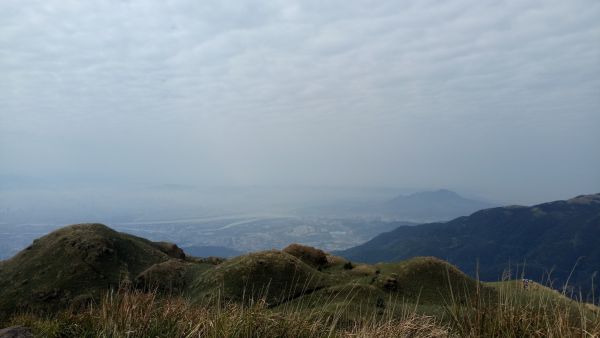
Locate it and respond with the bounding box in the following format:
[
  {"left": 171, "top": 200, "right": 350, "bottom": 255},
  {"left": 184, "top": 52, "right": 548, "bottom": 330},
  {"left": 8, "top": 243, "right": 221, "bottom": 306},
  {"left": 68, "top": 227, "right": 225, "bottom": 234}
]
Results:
[
  {"left": 0, "top": 223, "right": 210, "bottom": 319},
  {"left": 338, "top": 193, "right": 600, "bottom": 302}
]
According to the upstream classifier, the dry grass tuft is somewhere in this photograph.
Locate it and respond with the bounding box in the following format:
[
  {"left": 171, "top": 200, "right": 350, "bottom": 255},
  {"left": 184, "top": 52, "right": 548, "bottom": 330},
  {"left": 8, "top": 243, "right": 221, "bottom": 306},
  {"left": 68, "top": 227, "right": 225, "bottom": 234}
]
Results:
[
  {"left": 444, "top": 279, "right": 600, "bottom": 337},
  {"left": 7, "top": 288, "right": 449, "bottom": 338}
]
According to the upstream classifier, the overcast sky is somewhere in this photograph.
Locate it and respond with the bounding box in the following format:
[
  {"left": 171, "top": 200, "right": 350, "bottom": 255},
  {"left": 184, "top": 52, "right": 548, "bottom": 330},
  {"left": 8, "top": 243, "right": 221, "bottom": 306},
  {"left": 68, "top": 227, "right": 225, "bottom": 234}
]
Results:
[{"left": 1, "top": 0, "right": 599, "bottom": 204}]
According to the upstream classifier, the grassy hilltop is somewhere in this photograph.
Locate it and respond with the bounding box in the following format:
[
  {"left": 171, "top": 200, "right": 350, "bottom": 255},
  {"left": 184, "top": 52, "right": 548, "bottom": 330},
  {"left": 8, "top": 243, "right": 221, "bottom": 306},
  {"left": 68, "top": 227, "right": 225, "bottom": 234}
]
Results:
[{"left": 1, "top": 223, "right": 599, "bottom": 337}]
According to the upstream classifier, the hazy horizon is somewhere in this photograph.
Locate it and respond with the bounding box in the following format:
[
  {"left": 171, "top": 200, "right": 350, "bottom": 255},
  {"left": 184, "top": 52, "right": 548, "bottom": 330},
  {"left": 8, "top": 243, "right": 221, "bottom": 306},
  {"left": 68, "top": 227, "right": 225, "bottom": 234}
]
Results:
[{"left": 2, "top": 0, "right": 599, "bottom": 207}]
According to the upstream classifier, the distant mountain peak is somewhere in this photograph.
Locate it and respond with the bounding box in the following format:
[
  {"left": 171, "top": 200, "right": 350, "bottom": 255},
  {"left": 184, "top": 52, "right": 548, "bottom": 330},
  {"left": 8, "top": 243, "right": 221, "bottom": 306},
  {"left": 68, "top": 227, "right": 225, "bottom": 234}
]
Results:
[
  {"left": 422, "top": 188, "right": 455, "bottom": 195},
  {"left": 407, "top": 189, "right": 461, "bottom": 198},
  {"left": 380, "top": 189, "right": 494, "bottom": 222}
]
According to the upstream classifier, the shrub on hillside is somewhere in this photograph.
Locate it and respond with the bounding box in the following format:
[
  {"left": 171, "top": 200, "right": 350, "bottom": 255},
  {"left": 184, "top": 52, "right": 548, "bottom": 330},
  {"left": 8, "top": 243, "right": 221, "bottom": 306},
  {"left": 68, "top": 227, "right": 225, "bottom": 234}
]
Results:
[
  {"left": 152, "top": 242, "right": 186, "bottom": 259},
  {"left": 282, "top": 244, "right": 328, "bottom": 268}
]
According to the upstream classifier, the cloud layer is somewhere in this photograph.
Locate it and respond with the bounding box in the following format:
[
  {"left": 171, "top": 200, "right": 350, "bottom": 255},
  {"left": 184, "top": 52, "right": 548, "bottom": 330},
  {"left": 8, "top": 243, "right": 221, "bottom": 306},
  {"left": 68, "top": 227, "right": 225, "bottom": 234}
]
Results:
[{"left": 1, "top": 0, "right": 599, "bottom": 202}]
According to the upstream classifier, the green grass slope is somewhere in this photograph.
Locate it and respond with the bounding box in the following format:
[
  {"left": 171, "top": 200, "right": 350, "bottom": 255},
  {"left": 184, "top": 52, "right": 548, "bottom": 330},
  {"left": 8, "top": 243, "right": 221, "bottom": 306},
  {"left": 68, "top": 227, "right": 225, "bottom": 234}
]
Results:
[{"left": 0, "top": 223, "right": 209, "bottom": 320}]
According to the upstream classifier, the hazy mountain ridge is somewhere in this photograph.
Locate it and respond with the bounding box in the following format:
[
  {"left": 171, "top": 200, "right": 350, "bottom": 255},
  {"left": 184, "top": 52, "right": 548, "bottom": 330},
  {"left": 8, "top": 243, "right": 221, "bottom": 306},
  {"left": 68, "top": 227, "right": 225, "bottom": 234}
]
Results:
[
  {"left": 378, "top": 189, "right": 495, "bottom": 221},
  {"left": 338, "top": 193, "right": 600, "bottom": 302},
  {"left": 297, "top": 189, "right": 495, "bottom": 222}
]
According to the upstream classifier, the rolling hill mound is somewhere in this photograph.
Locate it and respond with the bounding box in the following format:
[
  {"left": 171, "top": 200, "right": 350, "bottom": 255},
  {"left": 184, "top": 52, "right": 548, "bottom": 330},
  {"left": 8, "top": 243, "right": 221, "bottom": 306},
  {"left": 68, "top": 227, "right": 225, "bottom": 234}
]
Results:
[
  {"left": 190, "top": 250, "right": 333, "bottom": 306},
  {"left": 0, "top": 223, "right": 213, "bottom": 319}
]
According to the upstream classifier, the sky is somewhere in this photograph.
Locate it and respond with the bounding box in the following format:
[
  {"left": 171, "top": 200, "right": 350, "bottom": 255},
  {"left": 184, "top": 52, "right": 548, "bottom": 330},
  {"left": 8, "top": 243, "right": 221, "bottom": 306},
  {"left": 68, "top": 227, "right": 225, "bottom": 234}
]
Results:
[{"left": 1, "top": 0, "right": 599, "bottom": 204}]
